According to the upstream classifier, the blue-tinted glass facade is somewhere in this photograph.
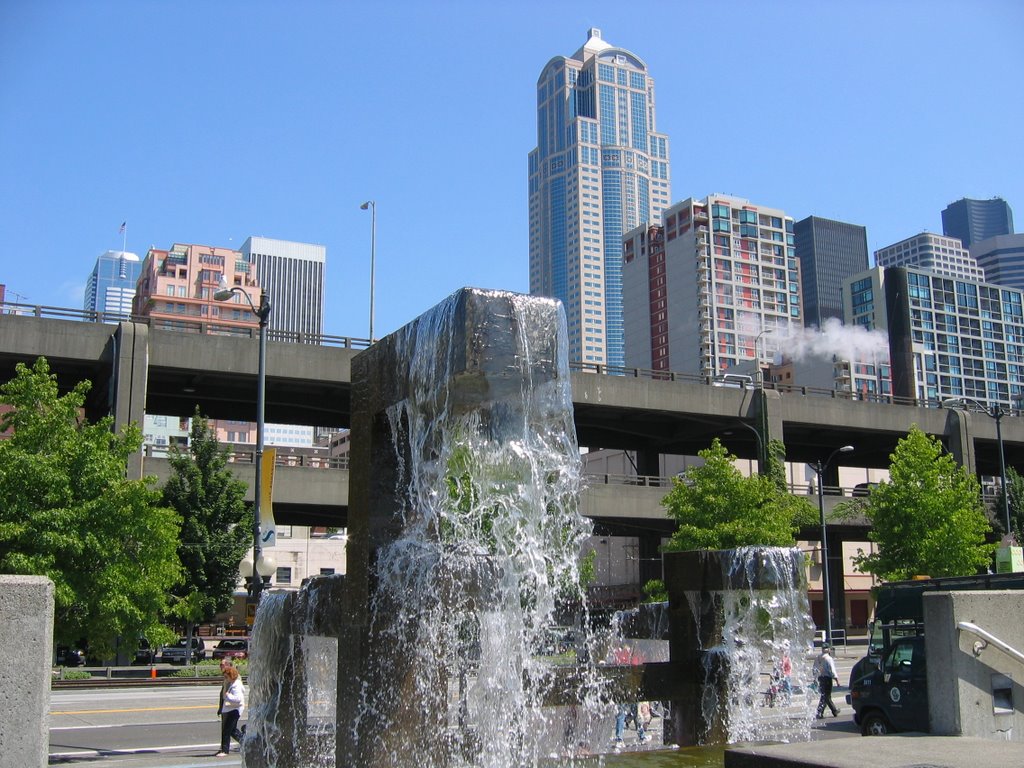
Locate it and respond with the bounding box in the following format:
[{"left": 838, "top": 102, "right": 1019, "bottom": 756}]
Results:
[
  {"left": 84, "top": 250, "right": 142, "bottom": 319},
  {"left": 941, "top": 197, "right": 1014, "bottom": 249},
  {"left": 528, "top": 29, "right": 671, "bottom": 368}
]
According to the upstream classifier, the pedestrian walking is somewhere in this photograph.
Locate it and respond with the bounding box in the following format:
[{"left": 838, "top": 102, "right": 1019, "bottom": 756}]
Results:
[
  {"left": 814, "top": 644, "right": 840, "bottom": 718},
  {"left": 778, "top": 644, "right": 793, "bottom": 701},
  {"left": 609, "top": 643, "right": 648, "bottom": 747},
  {"left": 217, "top": 664, "right": 245, "bottom": 756}
]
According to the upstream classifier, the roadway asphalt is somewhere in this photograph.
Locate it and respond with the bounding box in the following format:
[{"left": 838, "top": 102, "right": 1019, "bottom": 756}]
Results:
[{"left": 50, "top": 648, "right": 1019, "bottom": 767}]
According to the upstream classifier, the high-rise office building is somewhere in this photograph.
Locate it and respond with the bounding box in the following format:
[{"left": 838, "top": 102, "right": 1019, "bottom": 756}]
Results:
[
  {"left": 240, "top": 237, "right": 325, "bottom": 339},
  {"left": 874, "top": 232, "right": 984, "bottom": 281},
  {"left": 84, "top": 250, "right": 142, "bottom": 319},
  {"left": 793, "top": 217, "right": 868, "bottom": 328},
  {"left": 941, "top": 197, "right": 1014, "bottom": 249},
  {"left": 845, "top": 266, "right": 1024, "bottom": 408},
  {"left": 622, "top": 194, "right": 801, "bottom": 377},
  {"left": 970, "top": 234, "right": 1024, "bottom": 292},
  {"left": 529, "top": 28, "right": 671, "bottom": 368}
]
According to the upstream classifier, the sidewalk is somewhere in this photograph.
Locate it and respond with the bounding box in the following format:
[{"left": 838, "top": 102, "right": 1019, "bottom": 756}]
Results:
[{"left": 726, "top": 734, "right": 1023, "bottom": 767}]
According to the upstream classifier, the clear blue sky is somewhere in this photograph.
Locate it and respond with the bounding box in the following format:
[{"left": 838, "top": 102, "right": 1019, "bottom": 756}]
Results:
[{"left": 2, "top": 1, "right": 1022, "bottom": 339}]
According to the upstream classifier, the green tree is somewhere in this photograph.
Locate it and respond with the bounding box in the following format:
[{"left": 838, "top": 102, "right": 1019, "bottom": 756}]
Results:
[
  {"left": 661, "top": 438, "right": 816, "bottom": 551},
  {"left": 0, "top": 357, "right": 182, "bottom": 658},
  {"left": 993, "top": 466, "right": 1024, "bottom": 543},
  {"left": 853, "top": 426, "right": 993, "bottom": 580},
  {"left": 161, "top": 409, "right": 252, "bottom": 632},
  {"left": 641, "top": 578, "right": 668, "bottom": 603}
]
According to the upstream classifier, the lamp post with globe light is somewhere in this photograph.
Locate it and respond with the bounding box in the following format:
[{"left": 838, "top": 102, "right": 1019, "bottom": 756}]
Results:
[
  {"left": 214, "top": 281, "right": 274, "bottom": 603},
  {"left": 812, "top": 445, "right": 854, "bottom": 645},
  {"left": 360, "top": 200, "right": 376, "bottom": 343}
]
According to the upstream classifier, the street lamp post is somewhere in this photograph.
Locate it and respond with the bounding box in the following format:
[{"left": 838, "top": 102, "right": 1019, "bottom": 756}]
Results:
[
  {"left": 944, "top": 397, "right": 1012, "bottom": 543},
  {"left": 754, "top": 328, "right": 774, "bottom": 385},
  {"left": 813, "top": 444, "right": 854, "bottom": 646},
  {"left": 734, "top": 419, "right": 765, "bottom": 474},
  {"left": 360, "top": 200, "right": 376, "bottom": 343},
  {"left": 215, "top": 282, "right": 272, "bottom": 602}
]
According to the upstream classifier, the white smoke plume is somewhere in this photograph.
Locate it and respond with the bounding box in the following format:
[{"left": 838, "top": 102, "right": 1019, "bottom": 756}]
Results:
[{"left": 771, "top": 317, "right": 889, "bottom": 364}]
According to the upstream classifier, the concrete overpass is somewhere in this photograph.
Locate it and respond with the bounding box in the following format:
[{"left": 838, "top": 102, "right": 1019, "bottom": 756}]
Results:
[{"left": 1, "top": 310, "right": 1021, "bottom": 533}]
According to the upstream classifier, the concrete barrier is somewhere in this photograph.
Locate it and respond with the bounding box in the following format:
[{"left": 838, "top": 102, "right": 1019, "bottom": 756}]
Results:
[
  {"left": 924, "top": 590, "right": 1023, "bottom": 741},
  {"left": 0, "top": 575, "right": 54, "bottom": 768}
]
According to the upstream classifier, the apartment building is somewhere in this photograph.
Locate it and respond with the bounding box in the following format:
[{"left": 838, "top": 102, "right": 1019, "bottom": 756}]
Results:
[
  {"left": 845, "top": 266, "right": 1024, "bottom": 407},
  {"left": 623, "top": 194, "right": 801, "bottom": 377}
]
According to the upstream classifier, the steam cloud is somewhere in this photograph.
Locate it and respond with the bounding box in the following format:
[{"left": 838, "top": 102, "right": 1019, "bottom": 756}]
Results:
[{"left": 771, "top": 318, "right": 889, "bottom": 364}]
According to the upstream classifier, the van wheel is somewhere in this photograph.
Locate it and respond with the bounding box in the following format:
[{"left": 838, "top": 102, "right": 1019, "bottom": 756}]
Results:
[{"left": 861, "top": 713, "right": 891, "bottom": 736}]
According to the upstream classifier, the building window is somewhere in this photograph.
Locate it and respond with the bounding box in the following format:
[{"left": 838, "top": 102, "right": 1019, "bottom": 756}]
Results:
[{"left": 275, "top": 567, "right": 292, "bottom": 585}]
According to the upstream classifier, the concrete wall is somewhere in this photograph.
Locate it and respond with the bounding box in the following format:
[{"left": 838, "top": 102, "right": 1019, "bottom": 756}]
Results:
[
  {"left": 924, "top": 590, "right": 1023, "bottom": 741},
  {"left": 0, "top": 576, "right": 54, "bottom": 768}
]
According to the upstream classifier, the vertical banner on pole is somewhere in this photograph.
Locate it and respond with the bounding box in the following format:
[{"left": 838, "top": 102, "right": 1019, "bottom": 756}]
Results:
[{"left": 261, "top": 448, "right": 277, "bottom": 547}]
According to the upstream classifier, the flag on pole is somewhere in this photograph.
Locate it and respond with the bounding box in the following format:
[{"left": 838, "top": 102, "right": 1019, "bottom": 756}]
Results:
[{"left": 119, "top": 221, "right": 126, "bottom": 234}]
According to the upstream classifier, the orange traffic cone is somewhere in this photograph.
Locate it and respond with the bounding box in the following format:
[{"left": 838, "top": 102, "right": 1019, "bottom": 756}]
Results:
[{"left": 150, "top": 666, "right": 157, "bottom": 679}]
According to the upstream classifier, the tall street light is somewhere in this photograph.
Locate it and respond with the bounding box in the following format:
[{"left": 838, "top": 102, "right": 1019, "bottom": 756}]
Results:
[
  {"left": 812, "top": 444, "right": 854, "bottom": 646},
  {"left": 754, "top": 328, "right": 774, "bottom": 385},
  {"left": 360, "top": 200, "right": 376, "bottom": 343},
  {"left": 215, "top": 281, "right": 272, "bottom": 602},
  {"left": 944, "top": 397, "right": 1012, "bottom": 543}
]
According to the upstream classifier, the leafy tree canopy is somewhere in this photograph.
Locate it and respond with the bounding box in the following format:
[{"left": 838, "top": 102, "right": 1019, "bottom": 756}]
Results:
[
  {"left": 661, "top": 438, "right": 816, "bottom": 551},
  {"left": 0, "top": 357, "right": 182, "bottom": 657},
  {"left": 993, "top": 466, "right": 1024, "bottom": 544},
  {"left": 853, "top": 426, "right": 993, "bottom": 580},
  {"left": 162, "top": 408, "right": 251, "bottom": 625}
]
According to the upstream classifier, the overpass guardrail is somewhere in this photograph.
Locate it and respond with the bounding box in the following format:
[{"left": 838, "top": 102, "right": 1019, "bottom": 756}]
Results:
[{"left": 3, "top": 300, "right": 1020, "bottom": 420}]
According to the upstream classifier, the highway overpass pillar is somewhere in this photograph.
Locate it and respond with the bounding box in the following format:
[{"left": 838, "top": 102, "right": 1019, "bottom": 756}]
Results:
[
  {"left": 635, "top": 448, "right": 660, "bottom": 477},
  {"left": 944, "top": 408, "right": 977, "bottom": 477},
  {"left": 757, "top": 388, "right": 784, "bottom": 471},
  {"left": 113, "top": 321, "right": 150, "bottom": 479}
]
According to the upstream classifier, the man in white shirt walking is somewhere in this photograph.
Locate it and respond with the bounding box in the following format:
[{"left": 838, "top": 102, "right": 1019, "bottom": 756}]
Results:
[{"left": 815, "top": 645, "right": 840, "bottom": 718}]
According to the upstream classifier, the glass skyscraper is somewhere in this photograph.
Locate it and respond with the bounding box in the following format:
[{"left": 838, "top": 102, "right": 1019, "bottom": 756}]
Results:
[
  {"left": 529, "top": 28, "right": 671, "bottom": 368},
  {"left": 83, "top": 250, "right": 142, "bottom": 319},
  {"left": 971, "top": 234, "right": 1024, "bottom": 292},
  {"left": 941, "top": 197, "right": 1014, "bottom": 249},
  {"left": 794, "top": 216, "right": 869, "bottom": 328}
]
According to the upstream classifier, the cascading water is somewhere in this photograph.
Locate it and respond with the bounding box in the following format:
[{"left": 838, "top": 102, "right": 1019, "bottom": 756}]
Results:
[
  {"left": 329, "top": 289, "right": 604, "bottom": 768},
  {"left": 243, "top": 289, "right": 819, "bottom": 768},
  {"left": 244, "top": 575, "right": 346, "bottom": 767},
  {"left": 686, "top": 547, "right": 816, "bottom": 745}
]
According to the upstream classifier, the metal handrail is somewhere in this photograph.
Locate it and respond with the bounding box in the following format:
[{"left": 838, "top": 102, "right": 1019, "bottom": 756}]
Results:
[
  {"left": 0, "top": 301, "right": 371, "bottom": 350},
  {"left": 957, "top": 621, "right": 1024, "bottom": 666}
]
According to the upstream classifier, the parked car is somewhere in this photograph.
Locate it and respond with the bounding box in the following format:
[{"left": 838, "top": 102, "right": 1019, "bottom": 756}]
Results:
[
  {"left": 212, "top": 638, "right": 249, "bottom": 661},
  {"left": 852, "top": 482, "right": 879, "bottom": 497},
  {"left": 55, "top": 646, "right": 87, "bottom": 667},
  {"left": 159, "top": 637, "right": 207, "bottom": 664},
  {"left": 133, "top": 638, "right": 157, "bottom": 665}
]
